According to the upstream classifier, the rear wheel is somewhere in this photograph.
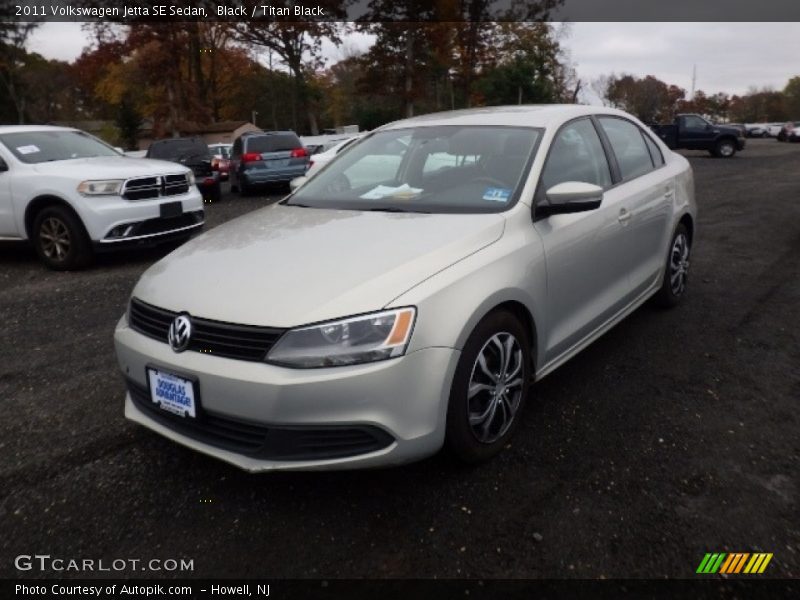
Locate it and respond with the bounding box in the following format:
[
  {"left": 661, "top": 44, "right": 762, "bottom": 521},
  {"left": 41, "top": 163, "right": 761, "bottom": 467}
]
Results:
[
  {"left": 652, "top": 223, "right": 691, "bottom": 308},
  {"left": 445, "top": 310, "right": 531, "bottom": 463},
  {"left": 32, "top": 205, "right": 93, "bottom": 271}
]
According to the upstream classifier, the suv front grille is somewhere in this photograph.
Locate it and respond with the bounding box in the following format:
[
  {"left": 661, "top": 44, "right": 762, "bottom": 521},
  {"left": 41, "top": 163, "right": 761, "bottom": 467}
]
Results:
[
  {"left": 129, "top": 298, "right": 285, "bottom": 362},
  {"left": 123, "top": 174, "right": 190, "bottom": 200},
  {"left": 127, "top": 379, "right": 395, "bottom": 460}
]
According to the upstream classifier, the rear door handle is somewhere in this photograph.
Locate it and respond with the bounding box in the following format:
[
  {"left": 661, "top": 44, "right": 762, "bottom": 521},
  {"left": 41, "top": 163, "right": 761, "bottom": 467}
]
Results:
[{"left": 664, "top": 188, "right": 674, "bottom": 199}]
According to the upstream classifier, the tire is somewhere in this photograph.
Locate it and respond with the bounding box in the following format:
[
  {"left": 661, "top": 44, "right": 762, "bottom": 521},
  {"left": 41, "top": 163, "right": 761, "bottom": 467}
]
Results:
[
  {"left": 207, "top": 183, "right": 221, "bottom": 203},
  {"left": 445, "top": 310, "right": 532, "bottom": 463},
  {"left": 32, "top": 205, "right": 93, "bottom": 271},
  {"left": 652, "top": 223, "right": 691, "bottom": 309},
  {"left": 713, "top": 139, "right": 736, "bottom": 158}
]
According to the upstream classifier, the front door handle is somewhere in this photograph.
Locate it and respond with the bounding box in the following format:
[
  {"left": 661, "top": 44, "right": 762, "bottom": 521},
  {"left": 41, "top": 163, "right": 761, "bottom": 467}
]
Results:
[{"left": 618, "top": 208, "right": 632, "bottom": 224}]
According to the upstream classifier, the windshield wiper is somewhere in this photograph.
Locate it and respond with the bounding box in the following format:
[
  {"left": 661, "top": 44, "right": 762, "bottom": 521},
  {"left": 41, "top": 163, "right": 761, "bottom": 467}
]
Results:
[{"left": 367, "top": 207, "right": 430, "bottom": 214}]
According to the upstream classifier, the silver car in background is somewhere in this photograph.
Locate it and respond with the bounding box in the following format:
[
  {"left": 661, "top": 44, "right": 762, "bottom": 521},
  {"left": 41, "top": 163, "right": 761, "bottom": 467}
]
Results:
[{"left": 114, "top": 105, "right": 696, "bottom": 471}]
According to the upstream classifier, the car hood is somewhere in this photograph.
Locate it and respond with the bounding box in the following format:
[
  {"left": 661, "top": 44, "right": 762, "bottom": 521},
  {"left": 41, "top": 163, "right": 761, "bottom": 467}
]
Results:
[
  {"left": 133, "top": 204, "right": 505, "bottom": 327},
  {"left": 32, "top": 156, "right": 189, "bottom": 178}
]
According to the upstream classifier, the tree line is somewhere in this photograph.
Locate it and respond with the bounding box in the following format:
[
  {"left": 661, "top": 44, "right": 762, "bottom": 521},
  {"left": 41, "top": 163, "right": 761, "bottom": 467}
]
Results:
[
  {"left": 2, "top": 18, "right": 799, "bottom": 149},
  {"left": 594, "top": 73, "right": 800, "bottom": 125}
]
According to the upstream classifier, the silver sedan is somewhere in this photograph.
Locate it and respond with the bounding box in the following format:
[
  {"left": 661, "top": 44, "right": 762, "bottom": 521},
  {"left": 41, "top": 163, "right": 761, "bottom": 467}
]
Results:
[{"left": 114, "top": 104, "right": 696, "bottom": 471}]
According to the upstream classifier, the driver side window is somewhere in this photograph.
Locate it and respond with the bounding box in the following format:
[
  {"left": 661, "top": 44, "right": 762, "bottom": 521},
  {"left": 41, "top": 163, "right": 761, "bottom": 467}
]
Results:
[{"left": 541, "top": 118, "right": 612, "bottom": 192}]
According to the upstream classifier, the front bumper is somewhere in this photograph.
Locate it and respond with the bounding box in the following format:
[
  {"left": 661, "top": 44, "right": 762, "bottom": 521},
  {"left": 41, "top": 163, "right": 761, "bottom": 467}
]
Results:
[
  {"left": 74, "top": 188, "right": 205, "bottom": 242},
  {"left": 114, "top": 316, "right": 460, "bottom": 471}
]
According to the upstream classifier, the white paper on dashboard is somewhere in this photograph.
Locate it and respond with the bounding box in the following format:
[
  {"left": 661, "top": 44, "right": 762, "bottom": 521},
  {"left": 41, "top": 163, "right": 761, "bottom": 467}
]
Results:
[
  {"left": 17, "top": 145, "right": 40, "bottom": 154},
  {"left": 360, "top": 183, "right": 423, "bottom": 199}
]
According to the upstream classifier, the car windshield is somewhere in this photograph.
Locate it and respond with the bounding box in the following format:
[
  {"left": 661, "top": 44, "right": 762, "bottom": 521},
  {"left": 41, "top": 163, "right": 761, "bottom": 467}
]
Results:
[
  {"left": 286, "top": 125, "right": 541, "bottom": 213},
  {"left": 0, "top": 130, "right": 120, "bottom": 164},
  {"left": 148, "top": 139, "right": 210, "bottom": 161}
]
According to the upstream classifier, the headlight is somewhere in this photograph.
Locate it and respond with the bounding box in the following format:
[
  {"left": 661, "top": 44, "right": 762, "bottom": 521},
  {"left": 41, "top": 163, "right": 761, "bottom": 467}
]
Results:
[
  {"left": 77, "top": 179, "right": 124, "bottom": 196},
  {"left": 187, "top": 171, "right": 196, "bottom": 186},
  {"left": 267, "top": 307, "right": 416, "bottom": 368}
]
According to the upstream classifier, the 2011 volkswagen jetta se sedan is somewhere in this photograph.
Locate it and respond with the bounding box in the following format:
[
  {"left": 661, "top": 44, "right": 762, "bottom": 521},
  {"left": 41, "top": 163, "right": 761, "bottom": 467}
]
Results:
[{"left": 114, "top": 105, "right": 696, "bottom": 471}]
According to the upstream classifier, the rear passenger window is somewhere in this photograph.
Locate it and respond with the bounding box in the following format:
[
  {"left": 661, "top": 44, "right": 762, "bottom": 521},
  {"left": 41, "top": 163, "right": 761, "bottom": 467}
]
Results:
[
  {"left": 598, "top": 117, "right": 654, "bottom": 180},
  {"left": 642, "top": 132, "right": 664, "bottom": 167},
  {"left": 246, "top": 134, "right": 302, "bottom": 153},
  {"left": 541, "top": 118, "right": 612, "bottom": 191}
]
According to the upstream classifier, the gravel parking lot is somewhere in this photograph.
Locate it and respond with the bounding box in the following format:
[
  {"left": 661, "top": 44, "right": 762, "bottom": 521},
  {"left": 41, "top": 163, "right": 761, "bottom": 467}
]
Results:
[{"left": 1, "top": 139, "right": 798, "bottom": 579}]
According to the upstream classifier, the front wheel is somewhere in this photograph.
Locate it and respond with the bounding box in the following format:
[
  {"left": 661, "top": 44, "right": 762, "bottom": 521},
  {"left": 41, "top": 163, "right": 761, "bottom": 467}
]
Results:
[
  {"left": 445, "top": 310, "right": 532, "bottom": 463},
  {"left": 713, "top": 139, "right": 737, "bottom": 158},
  {"left": 652, "top": 223, "right": 691, "bottom": 308},
  {"left": 32, "top": 205, "right": 93, "bottom": 271}
]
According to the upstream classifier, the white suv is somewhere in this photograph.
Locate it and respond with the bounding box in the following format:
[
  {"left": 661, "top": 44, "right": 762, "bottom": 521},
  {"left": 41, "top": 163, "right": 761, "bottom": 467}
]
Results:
[{"left": 0, "top": 125, "right": 204, "bottom": 270}]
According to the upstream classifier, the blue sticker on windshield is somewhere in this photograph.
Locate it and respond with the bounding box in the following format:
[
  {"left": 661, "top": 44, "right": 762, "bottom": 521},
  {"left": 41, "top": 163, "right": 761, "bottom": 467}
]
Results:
[{"left": 482, "top": 187, "right": 511, "bottom": 202}]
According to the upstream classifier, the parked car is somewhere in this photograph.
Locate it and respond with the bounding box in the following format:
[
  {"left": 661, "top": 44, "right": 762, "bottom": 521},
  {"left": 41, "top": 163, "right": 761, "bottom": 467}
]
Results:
[
  {"left": 0, "top": 125, "right": 203, "bottom": 270},
  {"left": 744, "top": 123, "right": 769, "bottom": 137},
  {"left": 147, "top": 137, "right": 221, "bottom": 202},
  {"left": 229, "top": 131, "right": 309, "bottom": 194},
  {"left": 114, "top": 105, "right": 695, "bottom": 471},
  {"left": 788, "top": 127, "right": 800, "bottom": 143},
  {"left": 207, "top": 143, "right": 232, "bottom": 181},
  {"left": 299, "top": 134, "right": 365, "bottom": 182},
  {"left": 651, "top": 114, "right": 745, "bottom": 157},
  {"left": 765, "top": 123, "right": 784, "bottom": 137},
  {"left": 777, "top": 121, "right": 800, "bottom": 142}
]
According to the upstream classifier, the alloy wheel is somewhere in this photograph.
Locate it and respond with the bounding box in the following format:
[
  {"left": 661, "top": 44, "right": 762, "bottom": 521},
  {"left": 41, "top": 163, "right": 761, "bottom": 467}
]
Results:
[
  {"left": 669, "top": 232, "right": 690, "bottom": 296},
  {"left": 39, "top": 217, "right": 71, "bottom": 262},
  {"left": 467, "top": 332, "right": 524, "bottom": 444}
]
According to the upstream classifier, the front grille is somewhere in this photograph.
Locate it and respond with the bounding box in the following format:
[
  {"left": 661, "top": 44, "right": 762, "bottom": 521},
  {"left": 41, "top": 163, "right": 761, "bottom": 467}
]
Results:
[
  {"left": 129, "top": 298, "right": 285, "bottom": 362},
  {"left": 127, "top": 379, "right": 394, "bottom": 460},
  {"left": 123, "top": 174, "right": 190, "bottom": 200}
]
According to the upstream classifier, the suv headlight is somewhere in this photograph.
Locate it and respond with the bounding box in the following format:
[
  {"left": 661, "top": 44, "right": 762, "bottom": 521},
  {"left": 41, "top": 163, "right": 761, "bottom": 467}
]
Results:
[
  {"left": 266, "top": 307, "right": 416, "bottom": 368},
  {"left": 187, "top": 171, "right": 196, "bottom": 186},
  {"left": 77, "top": 179, "right": 124, "bottom": 196}
]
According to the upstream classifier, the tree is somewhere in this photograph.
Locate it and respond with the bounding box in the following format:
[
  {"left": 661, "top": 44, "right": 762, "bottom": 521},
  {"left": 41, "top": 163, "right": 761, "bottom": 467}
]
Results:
[
  {"left": 231, "top": 12, "right": 345, "bottom": 134},
  {"left": 0, "top": 21, "right": 40, "bottom": 123},
  {"left": 783, "top": 76, "right": 800, "bottom": 118},
  {"left": 598, "top": 73, "right": 685, "bottom": 123}
]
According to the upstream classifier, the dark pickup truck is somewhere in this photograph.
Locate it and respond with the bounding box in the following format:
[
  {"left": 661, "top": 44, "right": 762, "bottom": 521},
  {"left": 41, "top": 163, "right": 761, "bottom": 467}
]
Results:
[
  {"left": 147, "top": 137, "right": 222, "bottom": 202},
  {"left": 651, "top": 114, "right": 745, "bottom": 158}
]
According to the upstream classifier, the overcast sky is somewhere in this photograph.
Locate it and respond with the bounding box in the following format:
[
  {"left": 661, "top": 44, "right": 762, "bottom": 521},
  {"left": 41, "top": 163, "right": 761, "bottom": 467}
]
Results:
[{"left": 28, "top": 22, "right": 800, "bottom": 102}]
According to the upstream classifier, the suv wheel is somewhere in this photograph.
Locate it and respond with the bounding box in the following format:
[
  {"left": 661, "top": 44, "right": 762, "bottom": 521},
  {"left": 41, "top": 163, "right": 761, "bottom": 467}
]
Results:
[
  {"left": 32, "top": 205, "right": 93, "bottom": 270},
  {"left": 445, "top": 310, "right": 531, "bottom": 463}
]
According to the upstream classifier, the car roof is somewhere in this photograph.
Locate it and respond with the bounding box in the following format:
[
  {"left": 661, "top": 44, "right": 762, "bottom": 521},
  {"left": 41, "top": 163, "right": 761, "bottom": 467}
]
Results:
[
  {"left": 377, "top": 104, "right": 641, "bottom": 131},
  {"left": 0, "top": 125, "right": 79, "bottom": 134},
  {"left": 242, "top": 130, "right": 297, "bottom": 136}
]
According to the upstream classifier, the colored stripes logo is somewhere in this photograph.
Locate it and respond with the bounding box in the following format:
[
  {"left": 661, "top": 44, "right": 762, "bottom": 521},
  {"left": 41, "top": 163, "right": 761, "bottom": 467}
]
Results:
[{"left": 696, "top": 552, "right": 773, "bottom": 574}]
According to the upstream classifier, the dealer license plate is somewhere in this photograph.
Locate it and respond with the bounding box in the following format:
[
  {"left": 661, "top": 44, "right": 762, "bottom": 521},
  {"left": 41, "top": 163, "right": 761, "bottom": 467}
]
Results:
[{"left": 147, "top": 367, "right": 197, "bottom": 418}]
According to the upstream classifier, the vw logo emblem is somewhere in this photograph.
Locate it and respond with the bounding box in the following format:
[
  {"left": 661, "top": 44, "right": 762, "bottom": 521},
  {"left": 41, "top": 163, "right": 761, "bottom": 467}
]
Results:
[{"left": 168, "top": 314, "right": 192, "bottom": 353}]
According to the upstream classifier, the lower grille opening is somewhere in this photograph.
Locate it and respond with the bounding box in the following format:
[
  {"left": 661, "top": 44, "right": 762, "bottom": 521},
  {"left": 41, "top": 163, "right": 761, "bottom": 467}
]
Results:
[
  {"left": 127, "top": 379, "right": 395, "bottom": 460},
  {"left": 105, "top": 211, "right": 204, "bottom": 240}
]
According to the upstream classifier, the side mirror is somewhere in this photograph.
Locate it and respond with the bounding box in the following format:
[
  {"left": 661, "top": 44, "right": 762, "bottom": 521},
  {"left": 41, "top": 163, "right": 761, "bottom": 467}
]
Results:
[
  {"left": 289, "top": 176, "right": 308, "bottom": 192},
  {"left": 0, "top": 158, "right": 7, "bottom": 172},
  {"left": 540, "top": 182, "right": 603, "bottom": 216}
]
